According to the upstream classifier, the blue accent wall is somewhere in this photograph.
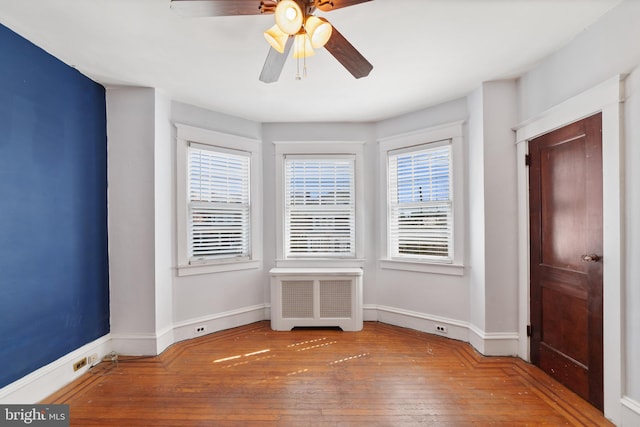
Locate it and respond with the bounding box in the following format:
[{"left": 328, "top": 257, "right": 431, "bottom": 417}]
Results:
[{"left": 0, "top": 23, "right": 109, "bottom": 388}]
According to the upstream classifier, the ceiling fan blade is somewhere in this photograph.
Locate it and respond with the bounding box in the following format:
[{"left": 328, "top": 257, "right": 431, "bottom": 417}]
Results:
[
  {"left": 259, "top": 36, "right": 294, "bottom": 83},
  {"left": 324, "top": 26, "right": 373, "bottom": 79},
  {"left": 314, "top": 0, "right": 372, "bottom": 12},
  {"left": 170, "top": 0, "right": 275, "bottom": 17}
]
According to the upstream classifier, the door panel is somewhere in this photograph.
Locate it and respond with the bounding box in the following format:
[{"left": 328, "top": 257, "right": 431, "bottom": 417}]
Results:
[
  {"left": 541, "top": 284, "right": 588, "bottom": 364},
  {"left": 540, "top": 138, "right": 588, "bottom": 270},
  {"left": 529, "top": 113, "right": 603, "bottom": 410}
]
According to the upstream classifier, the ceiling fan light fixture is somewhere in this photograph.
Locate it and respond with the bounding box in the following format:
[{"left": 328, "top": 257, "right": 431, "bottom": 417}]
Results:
[
  {"left": 275, "top": 0, "right": 303, "bottom": 35},
  {"left": 292, "top": 33, "right": 315, "bottom": 58},
  {"left": 305, "top": 16, "right": 332, "bottom": 48},
  {"left": 264, "top": 24, "right": 289, "bottom": 53}
]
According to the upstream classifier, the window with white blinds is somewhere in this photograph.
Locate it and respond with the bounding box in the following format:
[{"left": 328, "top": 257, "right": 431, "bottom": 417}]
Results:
[
  {"left": 284, "top": 156, "right": 355, "bottom": 258},
  {"left": 388, "top": 142, "right": 452, "bottom": 262},
  {"left": 188, "top": 143, "right": 250, "bottom": 262}
]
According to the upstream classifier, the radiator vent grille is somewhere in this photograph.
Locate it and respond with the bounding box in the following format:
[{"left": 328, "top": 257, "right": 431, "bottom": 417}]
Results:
[
  {"left": 281, "top": 280, "right": 314, "bottom": 318},
  {"left": 320, "top": 280, "right": 352, "bottom": 318}
]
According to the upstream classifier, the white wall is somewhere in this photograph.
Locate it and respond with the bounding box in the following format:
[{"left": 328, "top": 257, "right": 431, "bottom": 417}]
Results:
[
  {"left": 518, "top": 0, "right": 640, "bottom": 121},
  {"left": 373, "top": 99, "right": 472, "bottom": 338},
  {"left": 104, "top": 77, "right": 518, "bottom": 361},
  {"left": 516, "top": 0, "right": 640, "bottom": 423},
  {"left": 467, "top": 86, "right": 486, "bottom": 335},
  {"left": 260, "top": 122, "right": 376, "bottom": 303},
  {"left": 107, "top": 87, "right": 175, "bottom": 355},
  {"left": 376, "top": 98, "right": 468, "bottom": 139},
  {"left": 153, "top": 91, "right": 175, "bottom": 351},
  {"left": 107, "top": 87, "right": 158, "bottom": 349},
  {"left": 478, "top": 81, "right": 520, "bottom": 335},
  {"left": 466, "top": 81, "right": 520, "bottom": 355},
  {"left": 169, "top": 102, "right": 267, "bottom": 339}
]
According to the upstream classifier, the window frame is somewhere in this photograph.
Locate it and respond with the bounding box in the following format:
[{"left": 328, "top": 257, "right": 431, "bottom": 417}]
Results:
[
  {"left": 176, "top": 124, "right": 262, "bottom": 276},
  {"left": 388, "top": 140, "right": 453, "bottom": 262},
  {"left": 283, "top": 154, "right": 356, "bottom": 259},
  {"left": 379, "top": 122, "right": 465, "bottom": 275},
  {"left": 274, "top": 141, "right": 365, "bottom": 268},
  {"left": 188, "top": 142, "right": 251, "bottom": 262}
]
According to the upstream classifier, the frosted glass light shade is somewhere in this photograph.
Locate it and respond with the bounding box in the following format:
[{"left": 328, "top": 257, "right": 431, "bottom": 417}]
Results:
[
  {"left": 305, "top": 16, "right": 332, "bottom": 48},
  {"left": 293, "top": 34, "right": 315, "bottom": 58},
  {"left": 275, "top": 0, "right": 303, "bottom": 35},
  {"left": 264, "top": 24, "right": 289, "bottom": 53}
]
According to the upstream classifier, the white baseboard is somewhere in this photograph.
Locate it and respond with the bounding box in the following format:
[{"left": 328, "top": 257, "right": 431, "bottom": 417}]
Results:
[
  {"left": 374, "top": 305, "right": 470, "bottom": 343},
  {"left": 621, "top": 396, "right": 640, "bottom": 426},
  {"left": 110, "top": 324, "right": 175, "bottom": 356},
  {"left": 110, "top": 332, "right": 161, "bottom": 356},
  {"left": 0, "top": 334, "right": 112, "bottom": 404},
  {"left": 363, "top": 304, "right": 379, "bottom": 322},
  {"left": 112, "top": 305, "right": 268, "bottom": 355},
  {"left": 156, "top": 325, "right": 175, "bottom": 354},
  {"left": 369, "top": 305, "right": 519, "bottom": 356},
  {"left": 468, "top": 324, "right": 519, "bottom": 356},
  {"left": 172, "top": 304, "right": 268, "bottom": 343}
]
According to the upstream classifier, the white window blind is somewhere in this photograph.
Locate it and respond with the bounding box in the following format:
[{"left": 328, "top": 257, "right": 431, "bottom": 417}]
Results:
[
  {"left": 388, "top": 143, "right": 452, "bottom": 262},
  {"left": 284, "top": 156, "right": 355, "bottom": 258},
  {"left": 188, "top": 143, "right": 250, "bottom": 262}
]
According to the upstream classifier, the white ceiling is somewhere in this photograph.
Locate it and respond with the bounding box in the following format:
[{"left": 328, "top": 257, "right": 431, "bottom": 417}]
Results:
[{"left": 0, "top": 0, "right": 622, "bottom": 123}]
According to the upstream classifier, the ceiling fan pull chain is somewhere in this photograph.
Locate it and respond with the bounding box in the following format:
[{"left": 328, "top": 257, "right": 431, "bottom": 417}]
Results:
[{"left": 303, "top": 37, "right": 308, "bottom": 78}]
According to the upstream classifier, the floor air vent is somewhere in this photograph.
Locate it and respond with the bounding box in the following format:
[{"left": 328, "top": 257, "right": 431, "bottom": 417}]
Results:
[{"left": 270, "top": 268, "right": 363, "bottom": 331}]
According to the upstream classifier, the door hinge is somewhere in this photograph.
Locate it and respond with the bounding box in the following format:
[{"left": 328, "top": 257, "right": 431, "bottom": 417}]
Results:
[
  {"left": 525, "top": 154, "right": 531, "bottom": 166},
  {"left": 526, "top": 324, "right": 532, "bottom": 337}
]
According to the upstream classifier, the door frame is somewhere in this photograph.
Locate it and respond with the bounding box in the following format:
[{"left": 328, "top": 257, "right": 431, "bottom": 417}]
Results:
[{"left": 514, "top": 75, "right": 625, "bottom": 422}]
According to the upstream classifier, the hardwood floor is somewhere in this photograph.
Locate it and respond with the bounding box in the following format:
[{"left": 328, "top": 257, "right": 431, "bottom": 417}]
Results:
[{"left": 44, "top": 322, "right": 613, "bottom": 426}]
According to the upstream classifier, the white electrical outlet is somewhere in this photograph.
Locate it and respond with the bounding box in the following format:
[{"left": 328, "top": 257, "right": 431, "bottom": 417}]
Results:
[
  {"left": 435, "top": 324, "right": 448, "bottom": 334},
  {"left": 194, "top": 325, "right": 207, "bottom": 335}
]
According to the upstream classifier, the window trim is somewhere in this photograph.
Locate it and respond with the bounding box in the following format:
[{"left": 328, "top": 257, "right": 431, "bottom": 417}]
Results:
[
  {"left": 176, "top": 124, "right": 262, "bottom": 276},
  {"left": 274, "top": 141, "right": 365, "bottom": 268},
  {"left": 378, "top": 122, "right": 465, "bottom": 276}
]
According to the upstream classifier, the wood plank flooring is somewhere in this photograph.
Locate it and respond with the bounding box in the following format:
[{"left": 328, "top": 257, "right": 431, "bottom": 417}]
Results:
[{"left": 44, "top": 322, "right": 613, "bottom": 426}]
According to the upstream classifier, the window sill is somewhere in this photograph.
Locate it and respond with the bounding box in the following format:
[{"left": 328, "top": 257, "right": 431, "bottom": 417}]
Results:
[
  {"left": 177, "top": 259, "right": 261, "bottom": 276},
  {"left": 380, "top": 259, "right": 465, "bottom": 276}
]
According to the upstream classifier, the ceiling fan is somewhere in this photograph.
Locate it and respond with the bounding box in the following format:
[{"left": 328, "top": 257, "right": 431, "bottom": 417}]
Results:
[{"left": 170, "top": 0, "right": 374, "bottom": 83}]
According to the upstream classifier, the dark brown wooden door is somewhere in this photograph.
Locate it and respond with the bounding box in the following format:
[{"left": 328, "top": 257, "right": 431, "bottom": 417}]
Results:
[{"left": 529, "top": 113, "right": 603, "bottom": 410}]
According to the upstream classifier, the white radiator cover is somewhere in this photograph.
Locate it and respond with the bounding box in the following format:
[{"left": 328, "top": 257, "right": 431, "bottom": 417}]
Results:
[{"left": 270, "top": 268, "right": 363, "bottom": 331}]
